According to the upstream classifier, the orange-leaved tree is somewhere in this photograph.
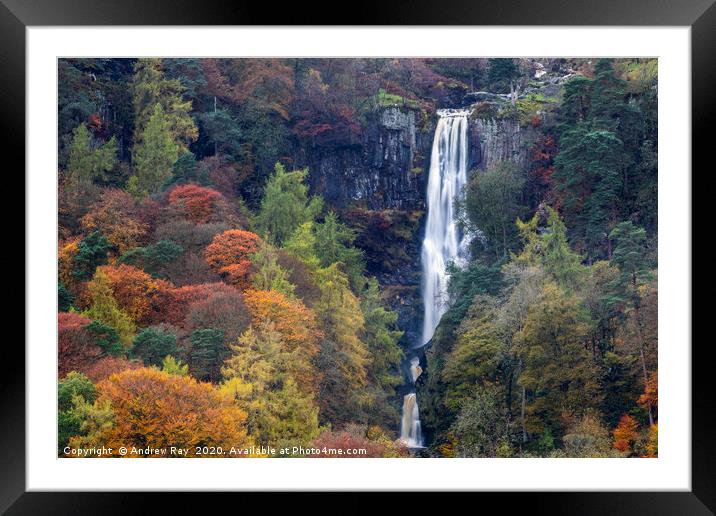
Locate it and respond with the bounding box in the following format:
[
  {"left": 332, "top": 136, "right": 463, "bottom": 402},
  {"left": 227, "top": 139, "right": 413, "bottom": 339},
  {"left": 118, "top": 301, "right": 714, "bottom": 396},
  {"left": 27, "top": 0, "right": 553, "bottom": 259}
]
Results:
[
  {"left": 243, "top": 289, "right": 323, "bottom": 395},
  {"left": 612, "top": 414, "right": 639, "bottom": 454},
  {"left": 167, "top": 184, "right": 224, "bottom": 224},
  {"left": 81, "top": 189, "right": 149, "bottom": 255},
  {"left": 85, "top": 368, "right": 251, "bottom": 456},
  {"left": 204, "top": 229, "right": 261, "bottom": 288},
  {"left": 94, "top": 264, "right": 167, "bottom": 325},
  {"left": 58, "top": 312, "right": 103, "bottom": 378}
]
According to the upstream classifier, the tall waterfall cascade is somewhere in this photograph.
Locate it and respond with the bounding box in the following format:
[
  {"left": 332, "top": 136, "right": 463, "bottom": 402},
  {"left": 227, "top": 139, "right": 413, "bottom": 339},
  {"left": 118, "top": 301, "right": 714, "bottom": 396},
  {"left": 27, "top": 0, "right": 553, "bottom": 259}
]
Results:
[{"left": 400, "top": 109, "right": 471, "bottom": 449}]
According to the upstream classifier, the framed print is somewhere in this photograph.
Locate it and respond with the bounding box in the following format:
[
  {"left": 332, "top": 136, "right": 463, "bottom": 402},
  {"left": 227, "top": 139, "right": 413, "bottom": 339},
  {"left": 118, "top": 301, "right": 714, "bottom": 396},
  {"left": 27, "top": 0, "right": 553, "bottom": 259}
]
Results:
[{"left": 4, "top": 0, "right": 711, "bottom": 511}]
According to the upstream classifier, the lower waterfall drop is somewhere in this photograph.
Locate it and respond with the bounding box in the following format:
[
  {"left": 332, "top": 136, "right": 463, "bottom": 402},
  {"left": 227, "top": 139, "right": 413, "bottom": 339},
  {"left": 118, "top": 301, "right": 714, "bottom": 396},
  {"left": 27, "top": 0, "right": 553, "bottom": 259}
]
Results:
[{"left": 399, "top": 109, "right": 470, "bottom": 450}]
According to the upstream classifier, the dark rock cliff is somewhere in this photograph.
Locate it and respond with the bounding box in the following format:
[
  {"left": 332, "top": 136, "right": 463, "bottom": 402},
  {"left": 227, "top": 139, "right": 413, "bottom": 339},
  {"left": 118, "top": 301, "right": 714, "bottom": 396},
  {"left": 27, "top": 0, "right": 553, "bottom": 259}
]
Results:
[{"left": 296, "top": 106, "right": 434, "bottom": 347}]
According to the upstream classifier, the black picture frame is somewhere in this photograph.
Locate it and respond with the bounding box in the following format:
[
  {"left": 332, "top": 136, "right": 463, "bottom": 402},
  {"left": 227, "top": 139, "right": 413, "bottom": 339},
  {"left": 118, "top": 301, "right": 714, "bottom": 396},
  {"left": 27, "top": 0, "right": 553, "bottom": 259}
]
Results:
[{"left": 4, "top": 0, "right": 710, "bottom": 512}]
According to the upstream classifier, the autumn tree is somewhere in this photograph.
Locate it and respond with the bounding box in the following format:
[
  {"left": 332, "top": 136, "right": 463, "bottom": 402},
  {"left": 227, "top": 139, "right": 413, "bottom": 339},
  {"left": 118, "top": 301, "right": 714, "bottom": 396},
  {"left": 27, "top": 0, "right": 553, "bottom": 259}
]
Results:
[
  {"left": 450, "top": 385, "right": 512, "bottom": 457},
  {"left": 204, "top": 229, "right": 261, "bottom": 287},
  {"left": 167, "top": 184, "right": 226, "bottom": 223},
  {"left": 360, "top": 278, "right": 403, "bottom": 427},
  {"left": 250, "top": 240, "right": 296, "bottom": 298},
  {"left": 516, "top": 282, "right": 600, "bottom": 438},
  {"left": 184, "top": 287, "right": 251, "bottom": 349},
  {"left": 253, "top": 163, "right": 323, "bottom": 246},
  {"left": 561, "top": 412, "right": 616, "bottom": 457},
  {"left": 243, "top": 289, "right": 321, "bottom": 358},
  {"left": 131, "top": 58, "right": 198, "bottom": 152},
  {"left": 130, "top": 103, "right": 179, "bottom": 196},
  {"left": 58, "top": 313, "right": 103, "bottom": 379},
  {"left": 243, "top": 289, "right": 322, "bottom": 395},
  {"left": 612, "top": 414, "right": 640, "bottom": 455},
  {"left": 81, "top": 189, "right": 149, "bottom": 255},
  {"left": 314, "top": 264, "right": 371, "bottom": 425},
  {"left": 83, "top": 269, "right": 136, "bottom": 348},
  {"left": 58, "top": 372, "right": 97, "bottom": 452},
  {"left": 221, "top": 321, "right": 321, "bottom": 447},
  {"left": 94, "top": 264, "right": 164, "bottom": 325},
  {"left": 89, "top": 368, "right": 250, "bottom": 455},
  {"left": 311, "top": 424, "right": 408, "bottom": 458},
  {"left": 64, "top": 124, "right": 117, "bottom": 197}
]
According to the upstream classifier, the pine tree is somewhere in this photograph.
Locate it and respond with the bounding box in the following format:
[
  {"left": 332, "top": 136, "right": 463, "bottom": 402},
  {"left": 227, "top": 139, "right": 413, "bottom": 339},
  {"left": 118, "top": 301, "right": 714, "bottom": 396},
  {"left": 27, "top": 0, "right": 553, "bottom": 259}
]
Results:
[
  {"left": 83, "top": 270, "right": 136, "bottom": 349},
  {"left": 221, "top": 321, "right": 321, "bottom": 446},
  {"left": 65, "top": 124, "right": 117, "bottom": 196},
  {"left": 131, "top": 58, "right": 197, "bottom": 152},
  {"left": 132, "top": 327, "right": 178, "bottom": 366},
  {"left": 253, "top": 163, "right": 323, "bottom": 246},
  {"left": 131, "top": 104, "right": 180, "bottom": 195},
  {"left": 314, "top": 264, "right": 371, "bottom": 425},
  {"left": 360, "top": 278, "right": 404, "bottom": 427},
  {"left": 250, "top": 241, "right": 296, "bottom": 298},
  {"left": 188, "top": 328, "right": 227, "bottom": 382},
  {"left": 314, "top": 211, "right": 365, "bottom": 290}
]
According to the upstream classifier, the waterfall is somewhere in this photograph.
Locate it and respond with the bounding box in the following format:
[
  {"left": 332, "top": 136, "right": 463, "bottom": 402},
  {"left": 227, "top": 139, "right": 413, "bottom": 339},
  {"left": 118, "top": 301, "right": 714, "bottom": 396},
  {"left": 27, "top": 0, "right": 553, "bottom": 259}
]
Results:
[
  {"left": 420, "top": 110, "right": 471, "bottom": 345},
  {"left": 399, "top": 109, "right": 471, "bottom": 450},
  {"left": 400, "top": 392, "right": 422, "bottom": 447}
]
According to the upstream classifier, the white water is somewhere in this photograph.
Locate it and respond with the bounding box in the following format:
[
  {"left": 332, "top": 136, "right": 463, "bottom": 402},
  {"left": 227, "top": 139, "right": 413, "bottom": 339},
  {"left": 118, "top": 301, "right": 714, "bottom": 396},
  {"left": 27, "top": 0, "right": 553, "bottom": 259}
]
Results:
[
  {"left": 400, "top": 109, "right": 471, "bottom": 450},
  {"left": 421, "top": 109, "right": 471, "bottom": 345},
  {"left": 400, "top": 392, "right": 422, "bottom": 448}
]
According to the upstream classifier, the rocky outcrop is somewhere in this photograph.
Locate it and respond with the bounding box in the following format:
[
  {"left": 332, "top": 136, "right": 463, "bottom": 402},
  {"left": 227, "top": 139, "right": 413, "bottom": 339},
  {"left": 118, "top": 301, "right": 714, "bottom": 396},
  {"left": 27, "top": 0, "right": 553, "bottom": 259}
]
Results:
[
  {"left": 297, "top": 106, "right": 434, "bottom": 212},
  {"left": 469, "top": 117, "right": 536, "bottom": 172}
]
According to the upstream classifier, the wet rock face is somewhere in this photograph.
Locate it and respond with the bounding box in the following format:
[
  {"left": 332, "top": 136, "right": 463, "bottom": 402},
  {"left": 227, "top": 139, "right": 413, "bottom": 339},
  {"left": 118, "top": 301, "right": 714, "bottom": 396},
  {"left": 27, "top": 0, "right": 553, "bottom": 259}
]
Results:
[
  {"left": 469, "top": 117, "right": 535, "bottom": 172},
  {"left": 298, "top": 107, "right": 433, "bottom": 211}
]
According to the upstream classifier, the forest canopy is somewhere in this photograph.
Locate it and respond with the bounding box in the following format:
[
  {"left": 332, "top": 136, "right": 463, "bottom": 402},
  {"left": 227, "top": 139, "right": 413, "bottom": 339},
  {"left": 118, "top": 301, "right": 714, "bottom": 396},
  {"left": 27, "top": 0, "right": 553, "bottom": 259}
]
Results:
[{"left": 57, "top": 57, "right": 657, "bottom": 458}]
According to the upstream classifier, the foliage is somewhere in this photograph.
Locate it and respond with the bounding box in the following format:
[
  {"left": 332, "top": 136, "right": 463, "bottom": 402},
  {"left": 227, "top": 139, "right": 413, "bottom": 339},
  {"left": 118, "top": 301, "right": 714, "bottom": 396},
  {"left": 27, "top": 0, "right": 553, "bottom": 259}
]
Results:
[
  {"left": 451, "top": 385, "right": 512, "bottom": 457},
  {"left": 221, "top": 320, "right": 321, "bottom": 446},
  {"left": 461, "top": 161, "right": 527, "bottom": 259},
  {"left": 311, "top": 425, "right": 409, "bottom": 458},
  {"left": 131, "top": 103, "right": 180, "bottom": 195},
  {"left": 58, "top": 313, "right": 104, "bottom": 378},
  {"left": 360, "top": 278, "right": 404, "bottom": 427},
  {"left": 81, "top": 189, "right": 148, "bottom": 255},
  {"left": 204, "top": 229, "right": 261, "bottom": 287},
  {"left": 58, "top": 372, "right": 97, "bottom": 451},
  {"left": 185, "top": 288, "right": 251, "bottom": 345},
  {"left": 132, "top": 327, "right": 178, "bottom": 366},
  {"left": 89, "top": 368, "right": 249, "bottom": 455},
  {"left": 65, "top": 124, "right": 117, "bottom": 196},
  {"left": 253, "top": 163, "right": 323, "bottom": 246},
  {"left": 314, "top": 212, "right": 365, "bottom": 290},
  {"left": 59, "top": 282, "right": 74, "bottom": 312},
  {"left": 314, "top": 264, "right": 370, "bottom": 425},
  {"left": 612, "top": 414, "right": 640, "bottom": 454},
  {"left": 167, "top": 184, "right": 224, "bottom": 223},
  {"left": 250, "top": 240, "right": 297, "bottom": 298},
  {"left": 119, "top": 240, "right": 184, "bottom": 279},
  {"left": 83, "top": 270, "right": 137, "bottom": 348},
  {"left": 161, "top": 355, "right": 189, "bottom": 376},
  {"left": 189, "top": 328, "right": 227, "bottom": 382},
  {"left": 72, "top": 231, "right": 110, "bottom": 281},
  {"left": 131, "top": 58, "right": 198, "bottom": 152}
]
